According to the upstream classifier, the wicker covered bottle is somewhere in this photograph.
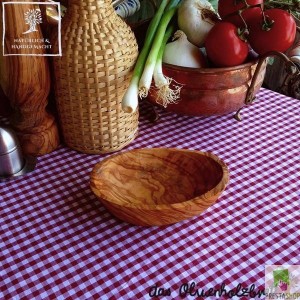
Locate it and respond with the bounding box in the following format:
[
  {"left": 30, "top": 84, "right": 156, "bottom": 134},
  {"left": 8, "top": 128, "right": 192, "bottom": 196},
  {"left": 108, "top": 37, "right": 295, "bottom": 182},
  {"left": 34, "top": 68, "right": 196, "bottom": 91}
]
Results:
[{"left": 53, "top": 0, "right": 139, "bottom": 154}]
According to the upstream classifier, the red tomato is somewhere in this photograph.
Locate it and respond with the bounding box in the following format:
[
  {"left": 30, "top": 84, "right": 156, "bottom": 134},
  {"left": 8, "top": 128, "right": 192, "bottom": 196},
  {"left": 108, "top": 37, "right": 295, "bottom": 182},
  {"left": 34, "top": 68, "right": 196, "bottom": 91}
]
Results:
[
  {"left": 205, "top": 22, "right": 249, "bottom": 67},
  {"left": 224, "top": 7, "right": 262, "bottom": 28},
  {"left": 218, "top": 0, "right": 263, "bottom": 20},
  {"left": 247, "top": 9, "right": 297, "bottom": 55}
]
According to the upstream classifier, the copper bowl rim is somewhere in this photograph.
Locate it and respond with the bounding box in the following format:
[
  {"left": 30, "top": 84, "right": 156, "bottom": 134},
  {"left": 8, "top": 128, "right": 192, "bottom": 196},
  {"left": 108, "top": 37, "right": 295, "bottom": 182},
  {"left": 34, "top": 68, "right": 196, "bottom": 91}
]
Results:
[
  {"left": 163, "top": 59, "right": 260, "bottom": 74},
  {"left": 90, "top": 148, "right": 230, "bottom": 210}
]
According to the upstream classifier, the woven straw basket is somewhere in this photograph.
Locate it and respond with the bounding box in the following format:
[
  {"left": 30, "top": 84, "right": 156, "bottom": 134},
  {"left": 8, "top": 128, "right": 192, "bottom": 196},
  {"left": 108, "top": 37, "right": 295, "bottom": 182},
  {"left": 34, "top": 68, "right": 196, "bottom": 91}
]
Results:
[{"left": 53, "top": 0, "right": 139, "bottom": 154}]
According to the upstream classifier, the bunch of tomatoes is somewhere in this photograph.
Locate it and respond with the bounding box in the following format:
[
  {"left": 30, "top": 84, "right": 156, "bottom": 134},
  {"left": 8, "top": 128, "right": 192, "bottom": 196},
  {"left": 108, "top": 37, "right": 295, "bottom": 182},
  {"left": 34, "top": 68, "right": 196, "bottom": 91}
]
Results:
[{"left": 205, "top": 0, "right": 297, "bottom": 67}]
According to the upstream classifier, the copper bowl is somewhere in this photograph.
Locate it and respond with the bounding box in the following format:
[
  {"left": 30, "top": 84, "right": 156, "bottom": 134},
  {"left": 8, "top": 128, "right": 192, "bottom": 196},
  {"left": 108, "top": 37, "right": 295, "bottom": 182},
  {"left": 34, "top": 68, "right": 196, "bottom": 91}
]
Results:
[
  {"left": 90, "top": 148, "right": 229, "bottom": 226},
  {"left": 148, "top": 59, "right": 267, "bottom": 116}
]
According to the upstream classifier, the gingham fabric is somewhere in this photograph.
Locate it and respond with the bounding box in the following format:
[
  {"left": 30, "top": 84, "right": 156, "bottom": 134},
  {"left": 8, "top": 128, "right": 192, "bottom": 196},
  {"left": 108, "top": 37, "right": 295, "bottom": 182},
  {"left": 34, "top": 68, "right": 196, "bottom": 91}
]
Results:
[{"left": 1, "top": 88, "right": 299, "bottom": 300}]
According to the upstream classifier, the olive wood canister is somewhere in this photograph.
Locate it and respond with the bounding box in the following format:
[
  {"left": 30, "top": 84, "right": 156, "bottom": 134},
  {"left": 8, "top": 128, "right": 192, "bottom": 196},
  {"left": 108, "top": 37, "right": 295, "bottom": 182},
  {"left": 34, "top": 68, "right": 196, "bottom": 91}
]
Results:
[
  {"left": 52, "top": 0, "right": 139, "bottom": 154},
  {"left": 0, "top": 0, "right": 60, "bottom": 156}
]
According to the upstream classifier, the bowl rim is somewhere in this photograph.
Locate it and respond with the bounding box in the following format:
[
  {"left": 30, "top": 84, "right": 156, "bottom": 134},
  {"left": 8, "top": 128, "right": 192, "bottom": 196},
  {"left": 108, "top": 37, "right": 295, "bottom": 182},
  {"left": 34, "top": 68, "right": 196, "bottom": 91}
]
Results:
[
  {"left": 163, "top": 58, "right": 260, "bottom": 74},
  {"left": 90, "top": 148, "right": 230, "bottom": 210}
]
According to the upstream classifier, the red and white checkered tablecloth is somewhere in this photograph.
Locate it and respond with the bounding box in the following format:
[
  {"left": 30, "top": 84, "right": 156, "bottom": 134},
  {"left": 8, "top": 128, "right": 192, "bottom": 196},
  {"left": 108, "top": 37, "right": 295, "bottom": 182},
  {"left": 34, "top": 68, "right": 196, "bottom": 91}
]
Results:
[{"left": 1, "top": 88, "right": 299, "bottom": 300}]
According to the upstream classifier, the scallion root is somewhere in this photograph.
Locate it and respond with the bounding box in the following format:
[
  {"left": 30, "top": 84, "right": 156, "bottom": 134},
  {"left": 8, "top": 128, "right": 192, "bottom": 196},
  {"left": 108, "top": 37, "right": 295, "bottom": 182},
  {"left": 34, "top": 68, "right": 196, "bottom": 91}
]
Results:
[
  {"left": 138, "top": 86, "right": 149, "bottom": 98},
  {"left": 154, "top": 76, "right": 183, "bottom": 108}
]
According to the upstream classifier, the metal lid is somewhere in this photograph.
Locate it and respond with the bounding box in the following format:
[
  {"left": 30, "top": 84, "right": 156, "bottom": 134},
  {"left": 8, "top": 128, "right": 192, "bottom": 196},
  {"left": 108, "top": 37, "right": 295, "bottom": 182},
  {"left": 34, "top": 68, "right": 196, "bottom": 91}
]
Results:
[
  {"left": 0, "top": 126, "right": 37, "bottom": 180},
  {"left": 0, "top": 127, "right": 19, "bottom": 155}
]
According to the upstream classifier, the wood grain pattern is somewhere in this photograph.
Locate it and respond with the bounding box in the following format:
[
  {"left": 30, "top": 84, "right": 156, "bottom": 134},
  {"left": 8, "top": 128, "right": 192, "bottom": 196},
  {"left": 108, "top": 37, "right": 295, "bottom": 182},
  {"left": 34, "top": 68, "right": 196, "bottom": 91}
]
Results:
[
  {"left": 0, "top": 86, "right": 11, "bottom": 117},
  {"left": 90, "top": 148, "right": 229, "bottom": 226},
  {"left": 0, "top": 0, "right": 60, "bottom": 156}
]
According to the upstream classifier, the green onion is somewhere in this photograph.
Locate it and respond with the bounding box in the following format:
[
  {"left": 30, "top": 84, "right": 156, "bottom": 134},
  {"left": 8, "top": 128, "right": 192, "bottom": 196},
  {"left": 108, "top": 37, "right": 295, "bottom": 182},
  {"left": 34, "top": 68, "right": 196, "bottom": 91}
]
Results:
[
  {"left": 153, "top": 22, "right": 182, "bottom": 108},
  {"left": 138, "top": 5, "right": 180, "bottom": 98},
  {"left": 122, "top": 0, "right": 182, "bottom": 113},
  {"left": 121, "top": 0, "right": 170, "bottom": 113},
  {"left": 153, "top": 22, "right": 176, "bottom": 87}
]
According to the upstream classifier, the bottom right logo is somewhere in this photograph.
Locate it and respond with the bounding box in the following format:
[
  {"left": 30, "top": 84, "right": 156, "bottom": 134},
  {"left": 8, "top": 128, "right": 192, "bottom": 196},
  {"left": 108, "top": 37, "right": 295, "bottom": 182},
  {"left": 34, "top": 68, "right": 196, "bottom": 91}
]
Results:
[{"left": 265, "top": 265, "right": 300, "bottom": 299}]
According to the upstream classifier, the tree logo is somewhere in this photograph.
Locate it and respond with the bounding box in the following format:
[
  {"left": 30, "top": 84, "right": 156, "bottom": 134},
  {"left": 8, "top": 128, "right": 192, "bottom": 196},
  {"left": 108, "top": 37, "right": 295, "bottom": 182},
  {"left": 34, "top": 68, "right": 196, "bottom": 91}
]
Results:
[{"left": 23, "top": 8, "right": 42, "bottom": 34}]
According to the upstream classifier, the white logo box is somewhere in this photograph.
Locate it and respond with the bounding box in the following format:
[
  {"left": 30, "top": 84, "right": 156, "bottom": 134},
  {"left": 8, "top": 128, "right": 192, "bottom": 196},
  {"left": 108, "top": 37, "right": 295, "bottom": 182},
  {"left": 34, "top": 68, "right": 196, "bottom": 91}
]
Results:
[{"left": 2, "top": 1, "right": 61, "bottom": 56}]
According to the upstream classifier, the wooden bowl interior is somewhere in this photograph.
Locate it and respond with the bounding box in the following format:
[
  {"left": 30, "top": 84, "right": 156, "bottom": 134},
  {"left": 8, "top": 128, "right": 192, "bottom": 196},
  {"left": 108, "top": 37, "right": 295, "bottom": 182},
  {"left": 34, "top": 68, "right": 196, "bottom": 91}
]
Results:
[{"left": 91, "top": 149, "right": 224, "bottom": 207}]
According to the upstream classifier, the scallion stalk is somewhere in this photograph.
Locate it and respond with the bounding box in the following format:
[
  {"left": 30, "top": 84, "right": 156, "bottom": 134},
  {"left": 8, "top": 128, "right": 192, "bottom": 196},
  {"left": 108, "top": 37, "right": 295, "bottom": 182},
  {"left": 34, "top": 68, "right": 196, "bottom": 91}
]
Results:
[
  {"left": 153, "top": 22, "right": 182, "bottom": 107},
  {"left": 121, "top": 0, "right": 170, "bottom": 113},
  {"left": 138, "top": 5, "right": 180, "bottom": 98},
  {"left": 153, "top": 22, "right": 176, "bottom": 88}
]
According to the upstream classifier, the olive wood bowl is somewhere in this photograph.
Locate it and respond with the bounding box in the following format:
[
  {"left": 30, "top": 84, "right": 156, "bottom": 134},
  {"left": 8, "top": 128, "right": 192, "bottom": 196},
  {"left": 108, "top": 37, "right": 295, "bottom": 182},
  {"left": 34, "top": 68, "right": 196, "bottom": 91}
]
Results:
[{"left": 90, "top": 148, "right": 229, "bottom": 226}]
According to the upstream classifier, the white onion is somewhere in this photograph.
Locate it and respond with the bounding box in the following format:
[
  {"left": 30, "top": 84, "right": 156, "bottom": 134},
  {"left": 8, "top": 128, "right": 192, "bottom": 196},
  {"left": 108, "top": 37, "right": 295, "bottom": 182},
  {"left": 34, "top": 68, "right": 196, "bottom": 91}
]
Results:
[
  {"left": 162, "top": 30, "right": 207, "bottom": 68},
  {"left": 177, "top": 0, "right": 219, "bottom": 47}
]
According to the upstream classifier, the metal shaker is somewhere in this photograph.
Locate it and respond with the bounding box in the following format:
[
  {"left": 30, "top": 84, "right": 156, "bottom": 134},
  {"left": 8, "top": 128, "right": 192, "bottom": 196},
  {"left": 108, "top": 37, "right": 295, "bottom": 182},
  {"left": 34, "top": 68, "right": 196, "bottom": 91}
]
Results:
[{"left": 0, "top": 126, "right": 36, "bottom": 179}]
